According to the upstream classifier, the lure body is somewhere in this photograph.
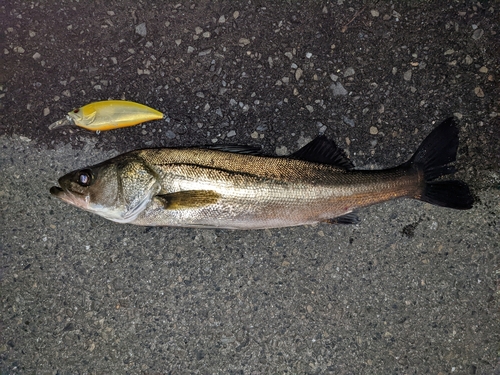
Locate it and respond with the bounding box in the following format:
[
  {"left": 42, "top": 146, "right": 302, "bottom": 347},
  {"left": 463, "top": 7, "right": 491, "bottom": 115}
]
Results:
[{"left": 48, "top": 100, "right": 164, "bottom": 131}]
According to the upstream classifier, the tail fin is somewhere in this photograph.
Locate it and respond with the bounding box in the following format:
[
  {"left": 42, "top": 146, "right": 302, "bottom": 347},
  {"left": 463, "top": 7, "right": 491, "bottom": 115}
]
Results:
[{"left": 409, "top": 118, "right": 473, "bottom": 210}]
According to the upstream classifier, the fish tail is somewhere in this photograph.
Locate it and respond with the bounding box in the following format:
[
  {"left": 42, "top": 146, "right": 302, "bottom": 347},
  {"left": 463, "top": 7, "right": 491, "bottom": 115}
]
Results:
[{"left": 409, "top": 118, "right": 474, "bottom": 209}]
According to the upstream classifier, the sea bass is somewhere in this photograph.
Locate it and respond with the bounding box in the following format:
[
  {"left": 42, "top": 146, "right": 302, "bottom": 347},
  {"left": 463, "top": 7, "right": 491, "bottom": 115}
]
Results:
[{"left": 50, "top": 118, "right": 473, "bottom": 229}]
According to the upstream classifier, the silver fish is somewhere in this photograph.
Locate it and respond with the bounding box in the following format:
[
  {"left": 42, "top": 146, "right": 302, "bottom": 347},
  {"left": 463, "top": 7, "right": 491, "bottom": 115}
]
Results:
[{"left": 50, "top": 118, "right": 473, "bottom": 229}]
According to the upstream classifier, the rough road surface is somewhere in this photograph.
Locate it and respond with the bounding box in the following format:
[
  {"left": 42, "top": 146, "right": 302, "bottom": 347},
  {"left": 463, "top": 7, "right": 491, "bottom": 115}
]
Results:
[{"left": 1, "top": 1, "right": 499, "bottom": 374}]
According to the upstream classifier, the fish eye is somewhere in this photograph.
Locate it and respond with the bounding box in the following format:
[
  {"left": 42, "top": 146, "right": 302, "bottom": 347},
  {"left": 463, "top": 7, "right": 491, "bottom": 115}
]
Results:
[
  {"left": 73, "top": 108, "right": 79, "bottom": 113},
  {"left": 77, "top": 169, "right": 93, "bottom": 187}
]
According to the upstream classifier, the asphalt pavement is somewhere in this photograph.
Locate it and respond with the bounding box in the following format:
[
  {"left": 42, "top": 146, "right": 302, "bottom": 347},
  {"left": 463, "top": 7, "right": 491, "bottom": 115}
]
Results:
[{"left": 1, "top": 1, "right": 499, "bottom": 374}]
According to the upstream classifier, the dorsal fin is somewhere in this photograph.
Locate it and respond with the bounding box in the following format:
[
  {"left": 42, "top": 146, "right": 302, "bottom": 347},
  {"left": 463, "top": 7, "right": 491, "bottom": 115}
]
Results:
[
  {"left": 203, "top": 144, "right": 263, "bottom": 156},
  {"left": 290, "top": 136, "right": 354, "bottom": 170}
]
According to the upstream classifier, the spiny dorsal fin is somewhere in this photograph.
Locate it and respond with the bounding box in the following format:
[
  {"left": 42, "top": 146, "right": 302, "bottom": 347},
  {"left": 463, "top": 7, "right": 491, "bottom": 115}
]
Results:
[
  {"left": 157, "top": 190, "right": 221, "bottom": 210},
  {"left": 290, "top": 136, "right": 354, "bottom": 170},
  {"left": 203, "top": 144, "right": 263, "bottom": 156}
]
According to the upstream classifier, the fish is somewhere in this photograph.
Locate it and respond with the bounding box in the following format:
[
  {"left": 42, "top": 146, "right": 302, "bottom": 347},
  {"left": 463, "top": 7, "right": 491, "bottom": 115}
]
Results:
[
  {"left": 50, "top": 118, "right": 473, "bottom": 229},
  {"left": 48, "top": 100, "right": 164, "bottom": 131}
]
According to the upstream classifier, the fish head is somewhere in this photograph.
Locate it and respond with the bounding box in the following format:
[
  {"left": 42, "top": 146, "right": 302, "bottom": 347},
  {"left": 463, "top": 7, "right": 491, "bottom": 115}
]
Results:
[{"left": 50, "top": 156, "right": 159, "bottom": 223}]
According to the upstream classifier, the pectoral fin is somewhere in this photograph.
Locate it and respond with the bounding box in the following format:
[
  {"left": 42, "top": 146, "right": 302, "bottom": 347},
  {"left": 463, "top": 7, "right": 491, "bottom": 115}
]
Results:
[{"left": 157, "top": 190, "right": 221, "bottom": 210}]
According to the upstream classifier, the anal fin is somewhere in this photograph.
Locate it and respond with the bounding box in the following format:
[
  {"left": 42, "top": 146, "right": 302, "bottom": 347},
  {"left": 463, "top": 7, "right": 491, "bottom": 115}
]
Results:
[
  {"left": 157, "top": 190, "right": 221, "bottom": 210},
  {"left": 323, "top": 212, "right": 360, "bottom": 225}
]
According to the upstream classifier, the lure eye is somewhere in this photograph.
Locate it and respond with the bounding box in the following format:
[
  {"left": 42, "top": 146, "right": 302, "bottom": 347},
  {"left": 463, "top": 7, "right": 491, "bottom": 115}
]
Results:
[
  {"left": 73, "top": 108, "right": 79, "bottom": 113},
  {"left": 77, "top": 169, "right": 92, "bottom": 187}
]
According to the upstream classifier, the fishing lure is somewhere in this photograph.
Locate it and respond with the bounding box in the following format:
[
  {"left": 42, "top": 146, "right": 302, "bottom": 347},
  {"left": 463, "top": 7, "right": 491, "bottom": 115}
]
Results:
[{"left": 48, "top": 100, "right": 164, "bottom": 131}]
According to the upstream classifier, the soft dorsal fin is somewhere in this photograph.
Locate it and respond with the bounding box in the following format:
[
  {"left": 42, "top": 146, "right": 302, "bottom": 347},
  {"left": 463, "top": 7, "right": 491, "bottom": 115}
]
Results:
[
  {"left": 203, "top": 144, "right": 263, "bottom": 156},
  {"left": 290, "top": 136, "right": 354, "bottom": 170},
  {"left": 156, "top": 190, "right": 221, "bottom": 210}
]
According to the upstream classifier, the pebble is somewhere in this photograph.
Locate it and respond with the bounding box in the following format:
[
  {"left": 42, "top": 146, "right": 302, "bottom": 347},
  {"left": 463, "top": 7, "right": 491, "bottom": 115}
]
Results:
[
  {"left": 479, "top": 66, "right": 488, "bottom": 73},
  {"left": 306, "top": 105, "right": 314, "bottom": 113},
  {"left": 202, "top": 31, "right": 211, "bottom": 38},
  {"left": 344, "top": 67, "right": 355, "bottom": 77},
  {"left": 474, "top": 87, "right": 484, "bottom": 98},
  {"left": 472, "top": 29, "right": 484, "bottom": 40},
  {"left": 316, "top": 122, "right": 327, "bottom": 134},
  {"left": 295, "top": 68, "right": 303, "bottom": 81},
  {"left": 403, "top": 70, "right": 412, "bottom": 81},
  {"left": 198, "top": 49, "right": 211, "bottom": 56},
  {"left": 238, "top": 38, "right": 250, "bottom": 46},
  {"left": 330, "top": 82, "right": 347, "bottom": 96},
  {"left": 195, "top": 27, "right": 203, "bottom": 34},
  {"left": 187, "top": 46, "right": 194, "bottom": 53},
  {"left": 268, "top": 57, "right": 273, "bottom": 68},
  {"left": 165, "top": 130, "right": 176, "bottom": 139},
  {"left": 111, "top": 57, "right": 117, "bottom": 64},
  {"left": 29, "top": 31, "right": 36, "bottom": 37},
  {"left": 343, "top": 116, "right": 355, "bottom": 127},
  {"left": 107, "top": 11, "right": 115, "bottom": 16},
  {"left": 330, "top": 74, "right": 338, "bottom": 82},
  {"left": 226, "top": 130, "right": 236, "bottom": 137},
  {"left": 370, "top": 9, "right": 380, "bottom": 17},
  {"left": 444, "top": 49, "right": 454, "bottom": 55},
  {"left": 370, "top": 126, "right": 379, "bottom": 135},
  {"left": 43, "top": 107, "right": 50, "bottom": 116},
  {"left": 284, "top": 52, "right": 293, "bottom": 60},
  {"left": 218, "top": 15, "right": 226, "bottom": 24},
  {"left": 233, "top": 11, "right": 240, "bottom": 19},
  {"left": 465, "top": 55, "right": 473, "bottom": 64},
  {"left": 14, "top": 46, "right": 25, "bottom": 53},
  {"left": 175, "top": 39, "right": 182, "bottom": 46},
  {"left": 32, "top": 52, "right": 41, "bottom": 60},
  {"left": 135, "top": 23, "right": 147, "bottom": 37},
  {"left": 275, "top": 146, "right": 288, "bottom": 156},
  {"left": 251, "top": 132, "right": 259, "bottom": 139},
  {"left": 305, "top": 52, "right": 312, "bottom": 58},
  {"left": 453, "top": 112, "right": 463, "bottom": 120}
]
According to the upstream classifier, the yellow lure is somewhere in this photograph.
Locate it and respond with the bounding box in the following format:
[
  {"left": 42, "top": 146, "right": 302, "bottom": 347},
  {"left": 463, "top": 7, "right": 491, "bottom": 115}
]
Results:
[{"left": 49, "top": 100, "right": 164, "bottom": 131}]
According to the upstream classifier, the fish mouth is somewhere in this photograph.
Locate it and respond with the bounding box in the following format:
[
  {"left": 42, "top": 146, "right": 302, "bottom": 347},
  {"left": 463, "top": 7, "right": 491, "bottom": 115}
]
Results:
[
  {"left": 50, "top": 186, "right": 64, "bottom": 196},
  {"left": 50, "top": 186, "right": 79, "bottom": 206}
]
